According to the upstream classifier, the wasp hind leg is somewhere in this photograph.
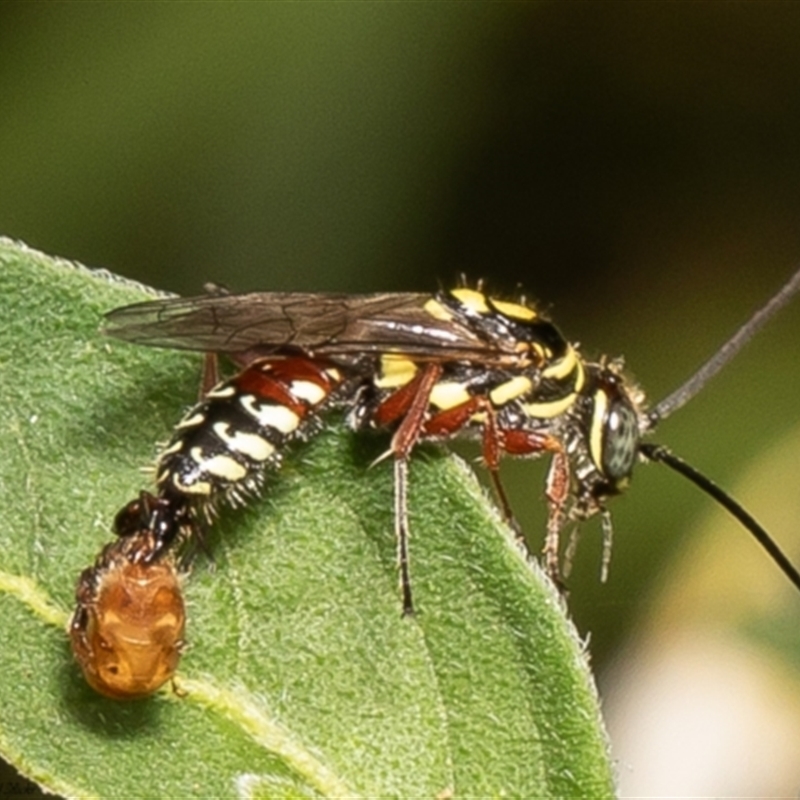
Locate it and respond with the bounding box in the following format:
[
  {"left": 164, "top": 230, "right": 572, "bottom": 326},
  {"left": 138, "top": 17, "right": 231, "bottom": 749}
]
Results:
[
  {"left": 377, "top": 363, "right": 443, "bottom": 616},
  {"left": 393, "top": 457, "right": 414, "bottom": 616},
  {"left": 199, "top": 352, "right": 221, "bottom": 398}
]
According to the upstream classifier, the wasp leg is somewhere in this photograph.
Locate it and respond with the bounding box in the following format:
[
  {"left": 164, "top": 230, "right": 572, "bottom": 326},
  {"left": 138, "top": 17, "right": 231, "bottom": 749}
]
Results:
[
  {"left": 377, "top": 364, "right": 443, "bottom": 615},
  {"left": 394, "top": 457, "right": 413, "bottom": 615},
  {"left": 200, "top": 352, "right": 221, "bottom": 398},
  {"left": 562, "top": 510, "right": 616, "bottom": 584},
  {"left": 486, "top": 470, "right": 524, "bottom": 539},
  {"left": 492, "top": 428, "right": 568, "bottom": 586},
  {"left": 562, "top": 524, "right": 581, "bottom": 579},
  {"left": 475, "top": 400, "right": 526, "bottom": 540},
  {"left": 425, "top": 395, "right": 525, "bottom": 539},
  {"left": 599, "top": 509, "right": 614, "bottom": 583},
  {"left": 543, "top": 451, "right": 570, "bottom": 589}
]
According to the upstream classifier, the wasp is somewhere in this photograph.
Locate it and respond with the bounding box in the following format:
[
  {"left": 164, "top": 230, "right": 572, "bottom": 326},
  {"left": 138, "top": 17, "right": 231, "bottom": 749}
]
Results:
[
  {"left": 70, "top": 272, "right": 800, "bottom": 698},
  {"left": 102, "top": 285, "right": 645, "bottom": 606}
]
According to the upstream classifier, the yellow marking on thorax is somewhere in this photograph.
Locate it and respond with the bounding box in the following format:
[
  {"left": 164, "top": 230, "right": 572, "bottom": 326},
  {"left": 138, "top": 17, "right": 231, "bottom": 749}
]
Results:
[
  {"left": 528, "top": 342, "right": 548, "bottom": 365},
  {"left": 541, "top": 348, "right": 585, "bottom": 393},
  {"left": 522, "top": 392, "right": 577, "bottom": 419},
  {"left": 489, "top": 375, "right": 533, "bottom": 406},
  {"left": 451, "top": 288, "right": 490, "bottom": 314},
  {"left": 429, "top": 381, "right": 472, "bottom": 410},
  {"left": 490, "top": 298, "right": 537, "bottom": 321},
  {"left": 375, "top": 355, "right": 419, "bottom": 389},
  {"left": 541, "top": 347, "right": 576, "bottom": 380},
  {"left": 573, "top": 359, "right": 586, "bottom": 392},
  {"left": 423, "top": 298, "right": 454, "bottom": 321}
]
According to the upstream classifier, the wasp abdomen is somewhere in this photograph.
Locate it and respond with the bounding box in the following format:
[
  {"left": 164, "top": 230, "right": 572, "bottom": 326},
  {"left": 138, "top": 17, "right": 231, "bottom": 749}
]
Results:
[{"left": 156, "top": 357, "right": 345, "bottom": 505}]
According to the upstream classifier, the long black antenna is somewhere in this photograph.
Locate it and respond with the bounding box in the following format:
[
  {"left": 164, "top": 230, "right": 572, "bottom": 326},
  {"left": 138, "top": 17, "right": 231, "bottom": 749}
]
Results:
[
  {"left": 639, "top": 444, "right": 800, "bottom": 592},
  {"left": 647, "top": 266, "right": 800, "bottom": 428}
]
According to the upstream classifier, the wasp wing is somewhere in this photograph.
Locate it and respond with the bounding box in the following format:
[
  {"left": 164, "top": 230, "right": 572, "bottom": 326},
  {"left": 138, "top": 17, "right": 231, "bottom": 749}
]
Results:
[{"left": 103, "top": 291, "right": 514, "bottom": 361}]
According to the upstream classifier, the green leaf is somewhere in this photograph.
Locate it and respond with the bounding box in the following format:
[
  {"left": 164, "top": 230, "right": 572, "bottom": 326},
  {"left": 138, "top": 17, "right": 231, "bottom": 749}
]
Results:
[{"left": 0, "top": 238, "right": 614, "bottom": 798}]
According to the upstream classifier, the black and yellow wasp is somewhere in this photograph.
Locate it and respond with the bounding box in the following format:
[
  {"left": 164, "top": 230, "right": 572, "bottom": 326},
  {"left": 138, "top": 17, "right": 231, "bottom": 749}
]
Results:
[{"left": 70, "top": 272, "right": 800, "bottom": 698}]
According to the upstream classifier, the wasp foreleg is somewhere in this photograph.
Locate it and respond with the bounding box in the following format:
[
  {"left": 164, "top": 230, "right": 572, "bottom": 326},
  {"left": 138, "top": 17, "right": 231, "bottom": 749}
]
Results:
[{"left": 544, "top": 451, "right": 571, "bottom": 589}]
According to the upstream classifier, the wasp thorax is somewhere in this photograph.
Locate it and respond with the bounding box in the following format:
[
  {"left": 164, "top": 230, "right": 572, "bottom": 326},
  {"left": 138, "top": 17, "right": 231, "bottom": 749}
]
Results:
[{"left": 70, "top": 542, "right": 185, "bottom": 700}]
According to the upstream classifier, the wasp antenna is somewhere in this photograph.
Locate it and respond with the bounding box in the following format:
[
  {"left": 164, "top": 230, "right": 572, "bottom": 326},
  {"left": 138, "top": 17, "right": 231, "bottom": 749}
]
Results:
[
  {"left": 647, "top": 266, "right": 800, "bottom": 428},
  {"left": 639, "top": 443, "right": 800, "bottom": 594}
]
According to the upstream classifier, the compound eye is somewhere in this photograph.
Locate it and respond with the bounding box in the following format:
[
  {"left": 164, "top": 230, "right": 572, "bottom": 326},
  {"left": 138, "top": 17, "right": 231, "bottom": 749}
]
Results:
[{"left": 601, "top": 397, "right": 639, "bottom": 481}]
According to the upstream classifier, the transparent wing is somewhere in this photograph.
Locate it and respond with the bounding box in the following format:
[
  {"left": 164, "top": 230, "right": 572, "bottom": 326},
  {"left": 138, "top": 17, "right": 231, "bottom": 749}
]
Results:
[{"left": 103, "top": 291, "right": 512, "bottom": 360}]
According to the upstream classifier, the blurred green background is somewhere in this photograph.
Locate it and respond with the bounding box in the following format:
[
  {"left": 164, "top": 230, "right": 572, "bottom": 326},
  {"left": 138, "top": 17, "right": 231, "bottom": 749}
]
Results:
[{"left": 3, "top": 3, "right": 800, "bottom": 795}]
